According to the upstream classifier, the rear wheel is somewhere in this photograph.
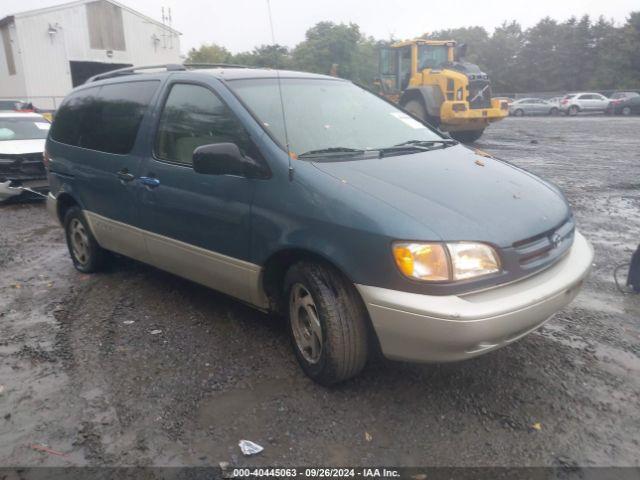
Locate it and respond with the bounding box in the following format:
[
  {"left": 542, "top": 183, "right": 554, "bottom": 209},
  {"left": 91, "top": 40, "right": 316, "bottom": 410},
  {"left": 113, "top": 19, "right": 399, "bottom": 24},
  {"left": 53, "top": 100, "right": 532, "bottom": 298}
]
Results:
[
  {"left": 402, "top": 98, "right": 426, "bottom": 119},
  {"left": 64, "top": 206, "right": 108, "bottom": 273},
  {"left": 284, "top": 261, "right": 369, "bottom": 385},
  {"left": 450, "top": 129, "right": 485, "bottom": 143},
  {"left": 622, "top": 106, "right": 632, "bottom": 116},
  {"left": 549, "top": 107, "right": 559, "bottom": 116}
]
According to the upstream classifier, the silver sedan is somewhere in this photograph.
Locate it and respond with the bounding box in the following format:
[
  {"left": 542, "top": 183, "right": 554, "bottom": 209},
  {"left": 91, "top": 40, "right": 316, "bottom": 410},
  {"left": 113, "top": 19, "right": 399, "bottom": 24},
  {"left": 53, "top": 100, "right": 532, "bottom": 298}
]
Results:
[{"left": 509, "top": 98, "right": 559, "bottom": 116}]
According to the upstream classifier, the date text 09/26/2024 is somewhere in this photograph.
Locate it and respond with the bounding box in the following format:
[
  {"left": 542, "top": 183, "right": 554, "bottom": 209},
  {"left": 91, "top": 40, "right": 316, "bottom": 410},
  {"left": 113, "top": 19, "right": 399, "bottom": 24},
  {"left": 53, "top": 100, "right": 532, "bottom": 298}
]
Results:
[{"left": 229, "top": 468, "right": 400, "bottom": 478}]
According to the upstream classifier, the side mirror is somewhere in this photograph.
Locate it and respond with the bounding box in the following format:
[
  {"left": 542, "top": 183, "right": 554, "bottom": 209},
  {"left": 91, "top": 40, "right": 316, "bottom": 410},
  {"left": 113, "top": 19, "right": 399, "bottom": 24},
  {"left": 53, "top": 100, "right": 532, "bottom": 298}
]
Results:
[{"left": 192, "top": 143, "right": 264, "bottom": 177}]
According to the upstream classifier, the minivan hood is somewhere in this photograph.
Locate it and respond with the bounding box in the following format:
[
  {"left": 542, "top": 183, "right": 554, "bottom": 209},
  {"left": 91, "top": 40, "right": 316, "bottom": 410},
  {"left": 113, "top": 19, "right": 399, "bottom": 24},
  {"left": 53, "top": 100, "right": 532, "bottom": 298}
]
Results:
[
  {"left": 312, "top": 145, "right": 570, "bottom": 247},
  {"left": 0, "top": 139, "right": 46, "bottom": 155}
]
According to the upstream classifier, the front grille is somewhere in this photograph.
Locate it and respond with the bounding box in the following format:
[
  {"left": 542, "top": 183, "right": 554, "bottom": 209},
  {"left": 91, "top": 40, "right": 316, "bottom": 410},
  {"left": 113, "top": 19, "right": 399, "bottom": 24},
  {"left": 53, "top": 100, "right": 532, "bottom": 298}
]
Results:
[
  {"left": 468, "top": 80, "right": 492, "bottom": 109},
  {"left": 0, "top": 152, "right": 46, "bottom": 181},
  {"left": 513, "top": 218, "right": 575, "bottom": 271}
]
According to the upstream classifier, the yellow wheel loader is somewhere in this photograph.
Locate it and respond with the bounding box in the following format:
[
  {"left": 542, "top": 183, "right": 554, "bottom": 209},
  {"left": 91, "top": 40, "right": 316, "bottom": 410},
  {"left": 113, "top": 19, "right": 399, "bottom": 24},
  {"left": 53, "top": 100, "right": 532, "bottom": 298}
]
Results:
[{"left": 376, "top": 39, "right": 508, "bottom": 143}]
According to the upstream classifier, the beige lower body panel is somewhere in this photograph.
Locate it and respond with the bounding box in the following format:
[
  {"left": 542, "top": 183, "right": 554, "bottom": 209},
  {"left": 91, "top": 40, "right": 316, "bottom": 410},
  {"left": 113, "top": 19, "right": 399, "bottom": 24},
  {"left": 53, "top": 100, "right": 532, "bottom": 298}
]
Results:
[
  {"left": 83, "top": 211, "right": 267, "bottom": 309},
  {"left": 46, "top": 193, "right": 59, "bottom": 223},
  {"left": 357, "top": 231, "right": 594, "bottom": 363}
]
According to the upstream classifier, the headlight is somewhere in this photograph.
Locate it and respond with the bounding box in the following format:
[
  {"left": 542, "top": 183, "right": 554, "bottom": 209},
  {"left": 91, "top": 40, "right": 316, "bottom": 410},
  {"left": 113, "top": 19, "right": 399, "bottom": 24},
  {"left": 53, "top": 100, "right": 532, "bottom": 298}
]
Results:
[
  {"left": 448, "top": 242, "right": 500, "bottom": 280},
  {"left": 392, "top": 242, "right": 500, "bottom": 282}
]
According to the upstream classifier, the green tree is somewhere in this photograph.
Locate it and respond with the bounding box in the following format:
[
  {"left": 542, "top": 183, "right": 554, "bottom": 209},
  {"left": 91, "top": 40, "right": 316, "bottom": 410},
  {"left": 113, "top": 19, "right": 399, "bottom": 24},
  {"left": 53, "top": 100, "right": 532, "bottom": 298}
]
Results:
[
  {"left": 421, "top": 26, "right": 491, "bottom": 67},
  {"left": 484, "top": 21, "right": 524, "bottom": 93},
  {"left": 185, "top": 10, "right": 640, "bottom": 93},
  {"left": 621, "top": 11, "right": 640, "bottom": 86},
  {"left": 292, "top": 22, "right": 375, "bottom": 84},
  {"left": 186, "top": 43, "right": 233, "bottom": 64},
  {"left": 514, "top": 17, "right": 564, "bottom": 91},
  {"left": 589, "top": 16, "right": 625, "bottom": 89},
  {"left": 238, "top": 44, "right": 293, "bottom": 68}
]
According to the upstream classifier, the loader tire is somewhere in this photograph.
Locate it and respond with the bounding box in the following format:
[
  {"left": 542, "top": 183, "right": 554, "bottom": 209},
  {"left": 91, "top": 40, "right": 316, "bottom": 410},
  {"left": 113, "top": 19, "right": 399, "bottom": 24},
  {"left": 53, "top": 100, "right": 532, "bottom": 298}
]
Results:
[
  {"left": 402, "top": 99, "right": 439, "bottom": 128},
  {"left": 450, "top": 129, "right": 485, "bottom": 143}
]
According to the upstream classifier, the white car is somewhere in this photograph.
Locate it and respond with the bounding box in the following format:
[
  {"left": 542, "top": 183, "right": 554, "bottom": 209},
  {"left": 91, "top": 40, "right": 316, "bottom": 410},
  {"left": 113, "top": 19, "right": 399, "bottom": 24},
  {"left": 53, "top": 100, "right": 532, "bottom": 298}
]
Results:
[
  {"left": 560, "top": 92, "right": 609, "bottom": 116},
  {"left": 0, "top": 112, "right": 50, "bottom": 202}
]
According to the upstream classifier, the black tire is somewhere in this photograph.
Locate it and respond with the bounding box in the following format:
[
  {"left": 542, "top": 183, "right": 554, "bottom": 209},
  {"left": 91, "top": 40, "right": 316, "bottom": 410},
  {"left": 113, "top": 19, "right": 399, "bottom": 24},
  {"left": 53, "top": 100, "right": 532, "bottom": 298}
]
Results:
[
  {"left": 284, "top": 261, "right": 369, "bottom": 385},
  {"left": 549, "top": 107, "right": 559, "bottom": 116},
  {"left": 402, "top": 98, "right": 427, "bottom": 120},
  {"left": 568, "top": 105, "right": 579, "bottom": 116},
  {"left": 513, "top": 109, "right": 524, "bottom": 117},
  {"left": 450, "top": 129, "right": 485, "bottom": 143},
  {"left": 63, "top": 206, "right": 108, "bottom": 273},
  {"left": 402, "top": 99, "right": 439, "bottom": 127},
  {"left": 621, "top": 106, "right": 632, "bottom": 116}
]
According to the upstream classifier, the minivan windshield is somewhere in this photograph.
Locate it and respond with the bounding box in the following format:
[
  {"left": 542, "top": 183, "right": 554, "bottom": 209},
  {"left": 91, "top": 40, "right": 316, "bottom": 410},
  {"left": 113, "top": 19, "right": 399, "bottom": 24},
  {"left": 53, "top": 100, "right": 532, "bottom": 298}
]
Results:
[{"left": 228, "top": 78, "right": 445, "bottom": 159}]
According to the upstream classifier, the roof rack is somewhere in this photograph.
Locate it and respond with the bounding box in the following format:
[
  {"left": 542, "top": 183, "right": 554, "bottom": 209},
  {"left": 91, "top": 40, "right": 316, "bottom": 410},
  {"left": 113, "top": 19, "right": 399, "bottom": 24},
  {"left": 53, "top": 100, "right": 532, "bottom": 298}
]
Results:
[
  {"left": 85, "top": 63, "right": 253, "bottom": 84},
  {"left": 183, "top": 63, "right": 252, "bottom": 69},
  {"left": 86, "top": 64, "right": 186, "bottom": 83}
]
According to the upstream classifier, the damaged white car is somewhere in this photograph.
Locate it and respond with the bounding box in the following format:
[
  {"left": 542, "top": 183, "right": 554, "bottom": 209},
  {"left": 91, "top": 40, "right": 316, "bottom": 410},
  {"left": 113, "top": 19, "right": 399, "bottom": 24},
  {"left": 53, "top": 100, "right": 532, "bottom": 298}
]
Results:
[{"left": 0, "top": 112, "right": 50, "bottom": 202}]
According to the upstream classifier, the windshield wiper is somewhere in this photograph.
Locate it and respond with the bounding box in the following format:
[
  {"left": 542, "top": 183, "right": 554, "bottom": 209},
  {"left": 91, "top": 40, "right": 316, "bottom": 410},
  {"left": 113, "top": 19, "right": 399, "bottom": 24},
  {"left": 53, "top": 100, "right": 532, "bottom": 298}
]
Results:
[
  {"left": 375, "top": 139, "right": 458, "bottom": 158},
  {"left": 298, "top": 147, "right": 366, "bottom": 159},
  {"left": 394, "top": 139, "right": 458, "bottom": 148}
]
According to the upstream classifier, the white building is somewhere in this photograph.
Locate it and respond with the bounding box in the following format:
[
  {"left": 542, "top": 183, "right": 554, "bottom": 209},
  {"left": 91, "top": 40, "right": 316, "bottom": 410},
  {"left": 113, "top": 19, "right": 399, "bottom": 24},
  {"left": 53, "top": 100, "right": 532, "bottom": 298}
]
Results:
[{"left": 0, "top": 0, "right": 181, "bottom": 109}]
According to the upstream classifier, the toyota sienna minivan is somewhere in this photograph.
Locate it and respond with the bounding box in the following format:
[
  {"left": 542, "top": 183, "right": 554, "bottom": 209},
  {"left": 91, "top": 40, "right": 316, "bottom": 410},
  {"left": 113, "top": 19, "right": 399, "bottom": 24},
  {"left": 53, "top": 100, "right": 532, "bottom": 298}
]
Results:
[{"left": 46, "top": 65, "right": 593, "bottom": 385}]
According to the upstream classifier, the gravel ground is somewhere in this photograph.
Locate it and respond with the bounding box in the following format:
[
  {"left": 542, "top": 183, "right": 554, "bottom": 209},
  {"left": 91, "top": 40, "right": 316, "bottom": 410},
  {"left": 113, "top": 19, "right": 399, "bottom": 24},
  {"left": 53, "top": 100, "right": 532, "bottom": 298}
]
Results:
[{"left": 0, "top": 116, "right": 639, "bottom": 468}]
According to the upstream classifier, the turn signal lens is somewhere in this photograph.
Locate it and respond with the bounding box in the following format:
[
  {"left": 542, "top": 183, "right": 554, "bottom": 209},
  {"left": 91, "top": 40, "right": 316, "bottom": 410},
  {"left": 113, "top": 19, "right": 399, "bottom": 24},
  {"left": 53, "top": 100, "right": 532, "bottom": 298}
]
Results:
[{"left": 393, "top": 243, "right": 450, "bottom": 281}]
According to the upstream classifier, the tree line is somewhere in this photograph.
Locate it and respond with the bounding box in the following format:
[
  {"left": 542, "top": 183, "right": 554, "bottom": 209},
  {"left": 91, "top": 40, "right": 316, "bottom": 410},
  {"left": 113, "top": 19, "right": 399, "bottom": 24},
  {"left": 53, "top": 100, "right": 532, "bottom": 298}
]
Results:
[{"left": 187, "top": 12, "right": 640, "bottom": 93}]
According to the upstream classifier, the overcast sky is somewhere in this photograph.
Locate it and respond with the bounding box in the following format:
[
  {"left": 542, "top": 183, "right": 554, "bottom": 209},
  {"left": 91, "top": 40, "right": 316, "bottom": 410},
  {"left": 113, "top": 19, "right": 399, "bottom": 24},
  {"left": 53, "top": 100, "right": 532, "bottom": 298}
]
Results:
[{"left": 1, "top": 0, "right": 637, "bottom": 54}]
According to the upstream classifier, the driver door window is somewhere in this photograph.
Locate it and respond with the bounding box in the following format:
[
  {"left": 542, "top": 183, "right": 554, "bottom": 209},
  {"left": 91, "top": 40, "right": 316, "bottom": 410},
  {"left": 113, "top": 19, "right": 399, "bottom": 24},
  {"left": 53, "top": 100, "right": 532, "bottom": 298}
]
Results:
[{"left": 155, "top": 83, "right": 251, "bottom": 165}]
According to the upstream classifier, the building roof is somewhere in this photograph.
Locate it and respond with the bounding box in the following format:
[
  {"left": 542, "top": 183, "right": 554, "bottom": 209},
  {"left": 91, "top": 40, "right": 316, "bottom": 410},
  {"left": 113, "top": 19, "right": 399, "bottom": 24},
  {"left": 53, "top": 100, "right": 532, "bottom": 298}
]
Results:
[{"left": 0, "top": 0, "right": 181, "bottom": 34}]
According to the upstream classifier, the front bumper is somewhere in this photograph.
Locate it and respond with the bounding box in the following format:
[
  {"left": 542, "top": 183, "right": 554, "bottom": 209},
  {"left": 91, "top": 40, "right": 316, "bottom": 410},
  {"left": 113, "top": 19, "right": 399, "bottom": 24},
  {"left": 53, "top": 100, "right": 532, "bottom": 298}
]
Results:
[
  {"left": 440, "top": 99, "right": 509, "bottom": 130},
  {"left": 357, "top": 231, "right": 593, "bottom": 362}
]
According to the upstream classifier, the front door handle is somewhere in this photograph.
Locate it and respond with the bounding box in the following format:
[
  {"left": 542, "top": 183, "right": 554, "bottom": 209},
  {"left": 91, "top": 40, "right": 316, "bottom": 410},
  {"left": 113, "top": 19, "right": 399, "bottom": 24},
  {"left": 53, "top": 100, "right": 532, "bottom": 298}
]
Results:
[
  {"left": 139, "top": 176, "right": 160, "bottom": 188},
  {"left": 117, "top": 169, "right": 135, "bottom": 182}
]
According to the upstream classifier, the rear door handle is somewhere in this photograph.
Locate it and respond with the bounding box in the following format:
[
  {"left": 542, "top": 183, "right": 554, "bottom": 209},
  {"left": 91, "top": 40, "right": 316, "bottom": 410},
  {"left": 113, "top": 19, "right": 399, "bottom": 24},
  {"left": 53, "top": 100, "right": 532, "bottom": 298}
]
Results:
[
  {"left": 117, "top": 169, "right": 135, "bottom": 182},
  {"left": 139, "top": 176, "right": 160, "bottom": 188}
]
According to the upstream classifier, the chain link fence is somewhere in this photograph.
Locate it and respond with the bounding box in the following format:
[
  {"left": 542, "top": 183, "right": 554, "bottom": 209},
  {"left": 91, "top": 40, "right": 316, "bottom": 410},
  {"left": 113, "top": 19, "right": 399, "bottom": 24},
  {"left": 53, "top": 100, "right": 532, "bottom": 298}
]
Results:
[{"left": 495, "top": 89, "right": 640, "bottom": 100}]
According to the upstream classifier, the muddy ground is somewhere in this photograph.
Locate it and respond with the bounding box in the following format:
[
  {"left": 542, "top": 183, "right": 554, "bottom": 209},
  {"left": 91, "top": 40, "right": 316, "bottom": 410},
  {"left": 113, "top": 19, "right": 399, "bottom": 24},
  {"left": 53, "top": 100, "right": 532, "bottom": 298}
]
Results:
[{"left": 0, "top": 116, "right": 639, "bottom": 468}]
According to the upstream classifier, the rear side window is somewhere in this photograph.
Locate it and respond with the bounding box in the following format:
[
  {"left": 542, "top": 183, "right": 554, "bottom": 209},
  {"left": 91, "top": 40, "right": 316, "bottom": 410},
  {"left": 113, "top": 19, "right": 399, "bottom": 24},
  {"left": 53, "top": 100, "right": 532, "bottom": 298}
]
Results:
[
  {"left": 155, "top": 83, "right": 253, "bottom": 165},
  {"left": 50, "top": 80, "right": 159, "bottom": 154}
]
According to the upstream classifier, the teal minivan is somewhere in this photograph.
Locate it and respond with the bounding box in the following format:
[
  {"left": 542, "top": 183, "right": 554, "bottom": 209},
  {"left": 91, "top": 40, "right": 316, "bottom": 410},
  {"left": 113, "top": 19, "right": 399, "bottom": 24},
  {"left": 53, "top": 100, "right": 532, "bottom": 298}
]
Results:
[{"left": 46, "top": 65, "right": 593, "bottom": 384}]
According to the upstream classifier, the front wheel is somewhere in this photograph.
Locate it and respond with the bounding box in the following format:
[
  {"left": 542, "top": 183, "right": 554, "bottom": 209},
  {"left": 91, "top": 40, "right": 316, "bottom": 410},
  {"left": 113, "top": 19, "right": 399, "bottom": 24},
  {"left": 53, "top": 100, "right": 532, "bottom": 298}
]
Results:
[
  {"left": 284, "top": 261, "right": 369, "bottom": 385},
  {"left": 402, "top": 99, "right": 439, "bottom": 127},
  {"left": 549, "top": 107, "right": 559, "bottom": 116},
  {"left": 64, "top": 206, "right": 108, "bottom": 273},
  {"left": 621, "top": 106, "right": 632, "bottom": 116},
  {"left": 450, "top": 129, "right": 485, "bottom": 143}
]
